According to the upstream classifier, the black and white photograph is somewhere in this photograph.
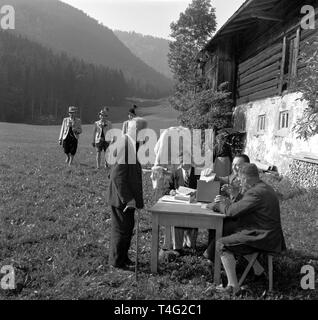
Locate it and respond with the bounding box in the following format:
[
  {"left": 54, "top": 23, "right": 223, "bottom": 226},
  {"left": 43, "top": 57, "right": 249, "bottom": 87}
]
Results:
[{"left": 0, "top": 0, "right": 317, "bottom": 307}]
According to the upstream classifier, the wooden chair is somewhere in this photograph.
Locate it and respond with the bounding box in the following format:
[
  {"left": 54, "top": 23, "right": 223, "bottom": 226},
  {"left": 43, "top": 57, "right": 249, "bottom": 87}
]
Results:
[{"left": 238, "top": 252, "right": 274, "bottom": 292}]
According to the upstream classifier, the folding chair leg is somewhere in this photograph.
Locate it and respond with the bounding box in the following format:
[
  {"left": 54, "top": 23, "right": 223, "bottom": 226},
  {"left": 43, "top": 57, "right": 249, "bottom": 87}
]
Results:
[
  {"left": 238, "top": 252, "right": 259, "bottom": 287},
  {"left": 268, "top": 255, "right": 273, "bottom": 292}
]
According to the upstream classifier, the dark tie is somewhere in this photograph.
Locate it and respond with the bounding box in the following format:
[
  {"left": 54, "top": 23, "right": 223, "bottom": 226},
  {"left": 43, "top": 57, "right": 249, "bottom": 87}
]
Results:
[{"left": 184, "top": 170, "right": 190, "bottom": 187}]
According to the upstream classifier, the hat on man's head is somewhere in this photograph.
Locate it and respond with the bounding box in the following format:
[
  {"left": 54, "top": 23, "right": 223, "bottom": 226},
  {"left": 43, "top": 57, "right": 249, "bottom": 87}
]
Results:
[
  {"left": 128, "top": 108, "right": 136, "bottom": 116},
  {"left": 240, "top": 163, "right": 260, "bottom": 179},
  {"left": 99, "top": 109, "right": 108, "bottom": 116},
  {"left": 68, "top": 106, "right": 77, "bottom": 113}
]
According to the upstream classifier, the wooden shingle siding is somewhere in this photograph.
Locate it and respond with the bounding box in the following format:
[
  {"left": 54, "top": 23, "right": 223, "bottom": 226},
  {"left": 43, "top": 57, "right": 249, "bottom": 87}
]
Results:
[{"left": 237, "top": 42, "right": 282, "bottom": 104}]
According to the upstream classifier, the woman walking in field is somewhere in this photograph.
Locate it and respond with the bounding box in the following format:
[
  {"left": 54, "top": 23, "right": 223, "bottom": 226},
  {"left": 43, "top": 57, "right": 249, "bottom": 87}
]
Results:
[
  {"left": 59, "top": 106, "right": 82, "bottom": 166},
  {"left": 92, "top": 108, "right": 113, "bottom": 169}
]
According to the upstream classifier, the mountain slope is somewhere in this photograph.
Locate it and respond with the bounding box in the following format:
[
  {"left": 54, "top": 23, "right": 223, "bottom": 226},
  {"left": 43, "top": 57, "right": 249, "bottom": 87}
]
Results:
[
  {"left": 0, "top": 30, "right": 132, "bottom": 123},
  {"left": 1, "top": 0, "right": 172, "bottom": 95},
  {"left": 114, "top": 30, "right": 172, "bottom": 79}
]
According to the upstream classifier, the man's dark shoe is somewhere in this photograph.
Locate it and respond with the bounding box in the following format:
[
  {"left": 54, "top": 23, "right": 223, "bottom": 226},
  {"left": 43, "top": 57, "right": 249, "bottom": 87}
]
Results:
[{"left": 215, "top": 284, "right": 242, "bottom": 297}]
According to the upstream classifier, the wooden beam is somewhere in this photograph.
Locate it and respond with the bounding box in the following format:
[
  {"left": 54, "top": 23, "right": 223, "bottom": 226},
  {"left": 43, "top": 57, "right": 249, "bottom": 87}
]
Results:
[
  {"left": 278, "top": 36, "right": 287, "bottom": 94},
  {"left": 240, "top": 63, "right": 280, "bottom": 86},
  {"left": 251, "top": 11, "right": 283, "bottom": 22},
  {"left": 239, "top": 52, "right": 282, "bottom": 77}
]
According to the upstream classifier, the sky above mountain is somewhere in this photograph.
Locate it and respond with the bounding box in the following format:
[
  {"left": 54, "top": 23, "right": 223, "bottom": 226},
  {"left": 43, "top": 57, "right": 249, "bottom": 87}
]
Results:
[{"left": 62, "top": 0, "right": 245, "bottom": 39}]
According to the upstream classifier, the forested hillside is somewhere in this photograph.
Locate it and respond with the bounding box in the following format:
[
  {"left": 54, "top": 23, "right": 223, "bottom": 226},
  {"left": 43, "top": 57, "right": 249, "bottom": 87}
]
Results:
[
  {"left": 0, "top": 31, "right": 135, "bottom": 124},
  {"left": 0, "top": 0, "right": 173, "bottom": 97},
  {"left": 114, "top": 30, "right": 172, "bottom": 79}
]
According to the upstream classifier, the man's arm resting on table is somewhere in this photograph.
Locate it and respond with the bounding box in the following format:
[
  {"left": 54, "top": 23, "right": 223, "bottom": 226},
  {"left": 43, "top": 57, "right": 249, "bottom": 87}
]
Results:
[{"left": 219, "top": 190, "right": 260, "bottom": 218}]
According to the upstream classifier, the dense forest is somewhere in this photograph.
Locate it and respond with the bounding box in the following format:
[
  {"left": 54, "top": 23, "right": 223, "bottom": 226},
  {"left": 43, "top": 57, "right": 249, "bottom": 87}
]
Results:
[
  {"left": 0, "top": 30, "right": 160, "bottom": 124},
  {"left": 114, "top": 30, "right": 172, "bottom": 79},
  {"left": 0, "top": 0, "right": 173, "bottom": 96}
]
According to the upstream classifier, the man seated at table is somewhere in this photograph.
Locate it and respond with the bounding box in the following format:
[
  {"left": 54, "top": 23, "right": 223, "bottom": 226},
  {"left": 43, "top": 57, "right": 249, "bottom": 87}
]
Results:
[
  {"left": 204, "top": 154, "right": 250, "bottom": 260},
  {"left": 203, "top": 154, "right": 250, "bottom": 201},
  {"left": 212, "top": 163, "right": 286, "bottom": 294},
  {"left": 163, "top": 154, "right": 200, "bottom": 255}
]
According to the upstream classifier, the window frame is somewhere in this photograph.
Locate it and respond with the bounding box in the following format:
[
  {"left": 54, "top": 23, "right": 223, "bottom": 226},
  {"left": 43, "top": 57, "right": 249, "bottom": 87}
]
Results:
[{"left": 257, "top": 114, "right": 266, "bottom": 132}]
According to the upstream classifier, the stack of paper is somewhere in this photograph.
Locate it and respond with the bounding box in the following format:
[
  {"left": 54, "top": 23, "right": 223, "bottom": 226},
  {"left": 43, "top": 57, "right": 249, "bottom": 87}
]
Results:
[
  {"left": 160, "top": 195, "right": 189, "bottom": 204},
  {"left": 199, "top": 172, "right": 216, "bottom": 182},
  {"left": 177, "top": 186, "right": 196, "bottom": 195}
]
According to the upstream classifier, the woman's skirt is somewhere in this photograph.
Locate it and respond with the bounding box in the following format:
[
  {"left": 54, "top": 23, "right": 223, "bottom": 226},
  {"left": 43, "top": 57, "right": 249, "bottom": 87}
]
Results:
[{"left": 63, "top": 133, "right": 78, "bottom": 155}]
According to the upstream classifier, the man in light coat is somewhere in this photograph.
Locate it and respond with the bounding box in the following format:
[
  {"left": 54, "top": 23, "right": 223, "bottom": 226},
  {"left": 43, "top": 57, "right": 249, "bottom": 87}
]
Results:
[{"left": 59, "top": 106, "right": 82, "bottom": 166}]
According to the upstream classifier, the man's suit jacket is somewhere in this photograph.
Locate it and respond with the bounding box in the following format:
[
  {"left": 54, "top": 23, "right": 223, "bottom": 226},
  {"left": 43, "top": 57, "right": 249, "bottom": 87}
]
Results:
[
  {"left": 93, "top": 120, "right": 112, "bottom": 143},
  {"left": 59, "top": 117, "right": 82, "bottom": 141},
  {"left": 219, "top": 181, "right": 286, "bottom": 253},
  {"left": 107, "top": 135, "right": 143, "bottom": 210},
  {"left": 166, "top": 167, "right": 199, "bottom": 193}
]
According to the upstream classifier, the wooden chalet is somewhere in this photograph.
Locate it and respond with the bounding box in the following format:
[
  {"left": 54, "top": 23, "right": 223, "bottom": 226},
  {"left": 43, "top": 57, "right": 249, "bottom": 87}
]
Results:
[{"left": 200, "top": 0, "right": 318, "bottom": 176}]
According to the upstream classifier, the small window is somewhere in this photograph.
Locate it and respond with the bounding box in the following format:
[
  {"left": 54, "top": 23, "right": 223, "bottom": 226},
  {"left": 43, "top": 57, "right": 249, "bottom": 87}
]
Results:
[
  {"left": 279, "top": 111, "right": 290, "bottom": 129},
  {"left": 257, "top": 115, "right": 266, "bottom": 132}
]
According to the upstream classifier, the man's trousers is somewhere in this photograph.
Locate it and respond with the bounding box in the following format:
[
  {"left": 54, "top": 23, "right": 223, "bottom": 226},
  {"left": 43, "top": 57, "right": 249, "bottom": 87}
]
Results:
[{"left": 109, "top": 206, "right": 135, "bottom": 267}]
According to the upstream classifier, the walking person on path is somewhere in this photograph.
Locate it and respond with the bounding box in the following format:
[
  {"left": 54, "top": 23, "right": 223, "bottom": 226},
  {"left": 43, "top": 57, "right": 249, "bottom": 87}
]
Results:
[
  {"left": 59, "top": 106, "right": 82, "bottom": 166},
  {"left": 92, "top": 108, "right": 112, "bottom": 169}
]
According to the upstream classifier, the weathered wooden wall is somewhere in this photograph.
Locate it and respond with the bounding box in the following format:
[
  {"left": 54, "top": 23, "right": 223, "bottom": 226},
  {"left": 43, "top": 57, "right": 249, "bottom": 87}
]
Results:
[{"left": 203, "top": 0, "right": 318, "bottom": 106}]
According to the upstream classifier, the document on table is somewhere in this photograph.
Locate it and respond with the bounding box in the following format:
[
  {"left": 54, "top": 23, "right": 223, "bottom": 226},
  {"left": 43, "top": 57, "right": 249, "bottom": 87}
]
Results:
[
  {"left": 199, "top": 172, "right": 216, "bottom": 182},
  {"left": 176, "top": 186, "right": 196, "bottom": 195},
  {"left": 160, "top": 195, "right": 189, "bottom": 204}
]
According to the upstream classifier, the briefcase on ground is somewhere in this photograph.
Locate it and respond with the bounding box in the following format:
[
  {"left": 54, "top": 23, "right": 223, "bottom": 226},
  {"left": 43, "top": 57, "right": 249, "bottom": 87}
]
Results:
[{"left": 196, "top": 180, "right": 220, "bottom": 203}]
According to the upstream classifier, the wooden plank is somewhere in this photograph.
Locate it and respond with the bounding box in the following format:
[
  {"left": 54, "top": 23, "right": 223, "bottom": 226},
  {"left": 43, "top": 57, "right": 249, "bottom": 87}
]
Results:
[
  {"left": 239, "top": 83, "right": 278, "bottom": 99},
  {"left": 237, "top": 87, "right": 279, "bottom": 105},
  {"left": 291, "top": 27, "right": 300, "bottom": 78},
  {"left": 239, "top": 42, "right": 282, "bottom": 73},
  {"left": 278, "top": 36, "right": 287, "bottom": 94},
  {"left": 239, "top": 71, "right": 279, "bottom": 91},
  {"left": 239, "top": 52, "right": 282, "bottom": 77},
  {"left": 238, "top": 78, "right": 278, "bottom": 97},
  {"left": 239, "top": 62, "right": 280, "bottom": 86}
]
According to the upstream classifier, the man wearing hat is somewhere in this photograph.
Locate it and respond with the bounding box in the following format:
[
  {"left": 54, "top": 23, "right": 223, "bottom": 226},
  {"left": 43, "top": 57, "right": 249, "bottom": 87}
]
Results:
[
  {"left": 107, "top": 117, "right": 147, "bottom": 270},
  {"left": 213, "top": 163, "right": 286, "bottom": 294},
  {"left": 59, "top": 106, "right": 82, "bottom": 166},
  {"left": 92, "top": 107, "right": 113, "bottom": 169},
  {"left": 122, "top": 107, "right": 136, "bottom": 134}
]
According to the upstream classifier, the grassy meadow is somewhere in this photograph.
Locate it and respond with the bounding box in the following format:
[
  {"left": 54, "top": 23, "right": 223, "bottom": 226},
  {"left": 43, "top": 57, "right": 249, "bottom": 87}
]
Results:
[{"left": 0, "top": 102, "right": 317, "bottom": 300}]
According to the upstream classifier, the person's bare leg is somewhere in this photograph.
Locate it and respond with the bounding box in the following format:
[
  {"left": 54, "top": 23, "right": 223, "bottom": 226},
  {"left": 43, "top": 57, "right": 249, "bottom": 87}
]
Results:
[
  {"left": 96, "top": 151, "right": 101, "bottom": 169},
  {"left": 65, "top": 154, "right": 70, "bottom": 163},
  {"left": 221, "top": 252, "right": 239, "bottom": 291},
  {"left": 69, "top": 155, "right": 74, "bottom": 166}
]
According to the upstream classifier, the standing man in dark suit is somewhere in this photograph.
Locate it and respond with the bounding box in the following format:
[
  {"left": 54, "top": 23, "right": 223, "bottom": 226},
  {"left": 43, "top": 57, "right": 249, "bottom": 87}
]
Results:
[{"left": 107, "top": 117, "right": 147, "bottom": 270}]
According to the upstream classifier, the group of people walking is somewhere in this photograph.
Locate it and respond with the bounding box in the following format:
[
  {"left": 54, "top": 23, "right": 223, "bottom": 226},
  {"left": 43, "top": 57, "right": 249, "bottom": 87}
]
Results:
[{"left": 58, "top": 105, "right": 138, "bottom": 168}]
